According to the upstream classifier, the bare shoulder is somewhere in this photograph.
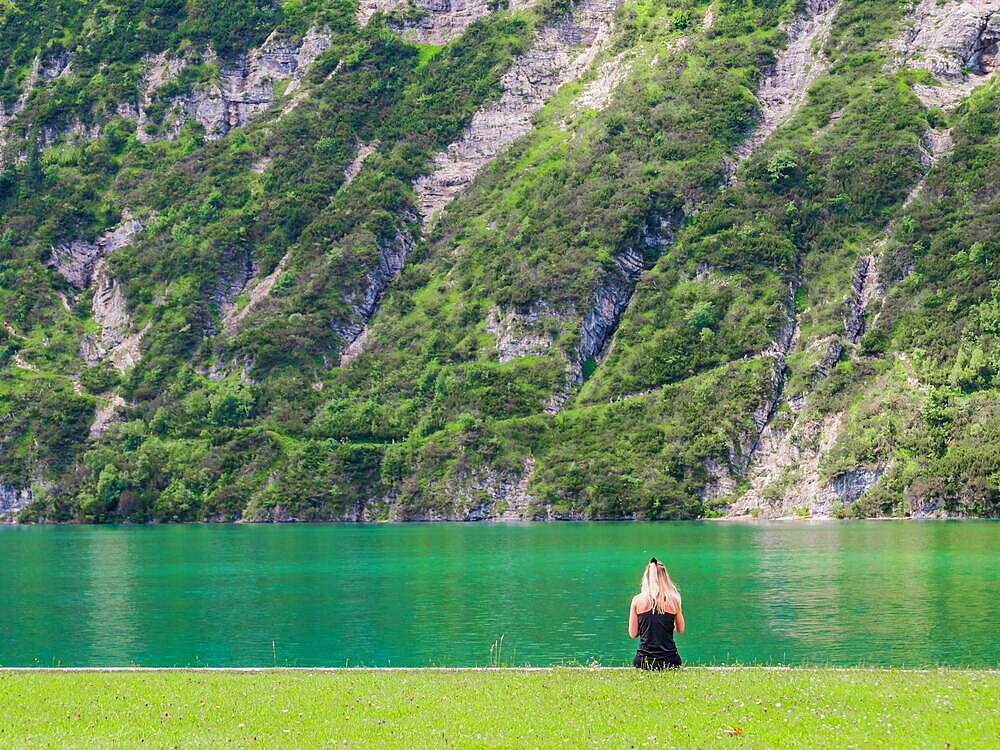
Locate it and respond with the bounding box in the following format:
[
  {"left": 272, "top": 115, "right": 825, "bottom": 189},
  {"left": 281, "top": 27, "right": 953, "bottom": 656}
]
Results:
[{"left": 632, "top": 593, "right": 653, "bottom": 613}]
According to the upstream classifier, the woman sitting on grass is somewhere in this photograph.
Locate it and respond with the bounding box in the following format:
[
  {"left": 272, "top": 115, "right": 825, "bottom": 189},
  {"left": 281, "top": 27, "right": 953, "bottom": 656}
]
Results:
[{"left": 628, "top": 557, "right": 684, "bottom": 669}]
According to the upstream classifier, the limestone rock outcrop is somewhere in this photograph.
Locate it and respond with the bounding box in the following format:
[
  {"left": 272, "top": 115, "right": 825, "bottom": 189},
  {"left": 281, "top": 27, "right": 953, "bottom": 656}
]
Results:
[
  {"left": 727, "top": 104, "right": 963, "bottom": 517},
  {"left": 729, "top": 411, "right": 887, "bottom": 518},
  {"left": 0, "top": 484, "right": 32, "bottom": 518},
  {"left": 47, "top": 211, "right": 146, "bottom": 373},
  {"left": 394, "top": 456, "right": 539, "bottom": 520},
  {"left": 89, "top": 394, "right": 128, "bottom": 438},
  {"left": 569, "top": 53, "right": 632, "bottom": 116},
  {"left": 136, "top": 27, "right": 333, "bottom": 141},
  {"left": 485, "top": 303, "right": 561, "bottom": 363},
  {"left": 358, "top": 0, "right": 533, "bottom": 44},
  {"left": 80, "top": 260, "right": 146, "bottom": 373},
  {"left": 448, "top": 457, "right": 538, "bottom": 521},
  {"left": 830, "top": 466, "right": 886, "bottom": 505},
  {"left": 892, "top": 0, "right": 1000, "bottom": 109},
  {"left": 343, "top": 141, "right": 379, "bottom": 187},
  {"left": 543, "top": 212, "right": 680, "bottom": 412},
  {"left": 346, "top": 0, "right": 625, "bottom": 375},
  {"left": 414, "top": 0, "right": 623, "bottom": 227},
  {"left": 220, "top": 254, "right": 290, "bottom": 334},
  {"left": 0, "top": 55, "right": 54, "bottom": 165},
  {"left": 8, "top": 27, "right": 331, "bottom": 154},
  {"left": 48, "top": 210, "right": 143, "bottom": 288},
  {"left": 734, "top": 0, "right": 838, "bottom": 161},
  {"left": 699, "top": 457, "right": 738, "bottom": 502},
  {"left": 209, "top": 250, "right": 258, "bottom": 335},
  {"left": 573, "top": 245, "right": 646, "bottom": 380},
  {"left": 337, "top": 217, "right": 418, "bottom": 365}
]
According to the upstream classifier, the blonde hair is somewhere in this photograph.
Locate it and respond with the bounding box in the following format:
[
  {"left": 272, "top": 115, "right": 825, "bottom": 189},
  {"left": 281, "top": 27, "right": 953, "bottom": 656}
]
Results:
[{"left": 640, "top": 558, "right": 681, "bottom": 614}]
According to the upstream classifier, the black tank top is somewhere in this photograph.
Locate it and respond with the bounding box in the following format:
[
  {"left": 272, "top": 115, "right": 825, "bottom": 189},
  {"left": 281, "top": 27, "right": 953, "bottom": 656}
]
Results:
[{"left": 636, "top": 608, "right": 680, "bottom": 661}]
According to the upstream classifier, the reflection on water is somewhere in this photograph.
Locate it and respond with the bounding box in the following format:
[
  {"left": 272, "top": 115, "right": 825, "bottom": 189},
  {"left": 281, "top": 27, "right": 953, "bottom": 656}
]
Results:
[{"left": 0, "top": 521, "right": 996, "bottom": 667}]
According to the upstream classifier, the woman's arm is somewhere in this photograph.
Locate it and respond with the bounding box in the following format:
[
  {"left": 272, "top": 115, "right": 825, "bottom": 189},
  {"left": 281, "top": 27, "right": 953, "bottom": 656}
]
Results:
[
  {"left": 628, "top": 597, "right": 639, "bottom": 639},
  {"left": 674, "top": 604, "right": 685, "bottom": 634}
]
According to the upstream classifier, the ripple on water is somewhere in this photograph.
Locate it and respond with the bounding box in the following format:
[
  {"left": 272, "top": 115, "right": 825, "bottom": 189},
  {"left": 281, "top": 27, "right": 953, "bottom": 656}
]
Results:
[{"left": 0, "top": 521, "right": 996, "bottom": 666}]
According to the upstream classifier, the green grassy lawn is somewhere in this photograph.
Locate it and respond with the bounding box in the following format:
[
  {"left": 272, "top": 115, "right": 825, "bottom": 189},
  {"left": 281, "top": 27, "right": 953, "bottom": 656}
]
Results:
[{"left": 1, "top": 668, "right": 996, "bottom": 748}]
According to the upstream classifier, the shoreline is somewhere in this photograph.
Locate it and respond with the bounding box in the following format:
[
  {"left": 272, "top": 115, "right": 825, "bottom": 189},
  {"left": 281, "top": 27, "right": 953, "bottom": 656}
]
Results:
[
  {"left": 3, "top": 665, "right": 999, "bottom": 672},
  {"left": 2, "top": 515, "right": 994, "bottom": 527}
]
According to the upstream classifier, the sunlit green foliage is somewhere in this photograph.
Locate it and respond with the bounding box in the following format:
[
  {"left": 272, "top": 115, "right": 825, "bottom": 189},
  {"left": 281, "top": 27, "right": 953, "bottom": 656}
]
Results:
[{"left": 2, "top": 0, "right": 998, "bottom": 520}]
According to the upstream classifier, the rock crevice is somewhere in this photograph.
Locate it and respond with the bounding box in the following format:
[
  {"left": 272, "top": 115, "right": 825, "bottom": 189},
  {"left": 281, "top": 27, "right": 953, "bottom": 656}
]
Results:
[
  {"left": 47, "top": 211, "right": 146, "bottom": 372},
  {"left": 80, "top": 260, "right": 147, "bottom": 373},
  {"left": 48, "top": 210, "right": 143, "bottom": 288},
  {"left": 209, "top": 250, "right": 258, "bottom": 335},
  {"left": 337, "top": 217, "right": 419, "bottom": 366},
  {"left": 220, "top": 254, "right": 290, "bottom": 334},
  {"left": 728, "top": 117, "right": 959, "bottom": 515},
  {"left": 574, "top": 216, "right": 678, "bottom": 376},
  {"left": 544, "top": 211, "right": 680, "bottom": 412}
]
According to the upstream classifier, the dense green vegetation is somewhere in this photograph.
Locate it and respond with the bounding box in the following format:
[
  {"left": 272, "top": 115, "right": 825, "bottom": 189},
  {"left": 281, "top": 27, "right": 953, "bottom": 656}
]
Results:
[
  {"left": 1, "top": 0, "right": 997, "bottom": 521},
  {"left": 823, "top": 80, "right": 1000, "bottom": 517},
  {"left": 2, "top": 668, "right": 997, "bottom": 748}
]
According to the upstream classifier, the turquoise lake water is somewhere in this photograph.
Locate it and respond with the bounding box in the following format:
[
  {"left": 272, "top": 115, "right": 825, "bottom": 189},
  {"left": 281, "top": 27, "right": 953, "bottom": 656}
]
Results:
[{"left": 0, "top": 521, "right": 996, "bottom": 667}]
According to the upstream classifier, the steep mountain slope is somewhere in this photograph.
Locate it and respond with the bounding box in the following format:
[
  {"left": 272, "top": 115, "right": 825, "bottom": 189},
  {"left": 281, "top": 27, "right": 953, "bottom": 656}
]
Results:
[{"left": 1, "top": 0, "right": 997, "bottom": 521}]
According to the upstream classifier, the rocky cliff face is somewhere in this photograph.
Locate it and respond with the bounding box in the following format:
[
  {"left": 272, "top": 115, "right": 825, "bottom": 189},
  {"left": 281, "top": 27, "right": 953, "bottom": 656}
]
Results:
[
  {"left": 7, "top": 0, "right": 999, "bottom": 523},
  {"left": 892, "top": 0, "right": 1000, "bottom": 109},
  {"left": 724, "top": 5, "right": 984, "bottom": 518},
  {"left": 205, "top": 251, "right": 283, "bottom": 380},
  {"left": 337, "top": 218, "right": 419, "bottom": 365},
  {"left": 485, "top": 303, "right": 562, "bottom": 363},
  {"left": 0, "top": 55, "right": 47, "bottom": 166},
  {"left": 727, "top": 240, "right": 895, "bottom": 516},
  {"left": 398, "top": 456, "right": 539, "bottom": 520},
  {"left": 572, "top": 247, "right": 645, "bottom": 380},
  {"left": 714, "top": 273, "right": 805, "bottom": 514},
  {"left": 343, "top": 141, "right": 379, "bottom": 188},
  {"left": 47, "top": 211, "right": 146, "bottom": 373},
  {"left": 414, "top": 0, "right": 623, "bottom": 227},
  {"left": 323, "top": 0, "right": 627, "bottom": 374},
  {"left": 538, "top": 213, "right": 682, "bottom": 413},
  {"left": 733, "top": 0, "right": 838, "bottom": 162},
  {"left": 208, "top": 250, "right": 258, "bottom": 336},
  {"left": 81, "top": 262, "right": 148, "bottom": 373},
  {"left": 547, "top": 1, "right": 836, "bottom": 414},
  {"left": 565, "top": 52, "right": 633, "bottom": 122},
  {"left": 262, "top": 0, "right": 628, "bottom": 373},
  {"left": 80, "top": 261, "right": 131, "bottom": 366},
  {"left": 48, "top": 210, "right": 144, "bottom": 288},
  {"left": 6, "top": 27, "right": 331, "bottom": 155},
  {"left": 358, "top": 0, "right": 534, "bottom": 44},
  {"left": 728, "top": 403, "right": 890, "bottom": 518},
  {"left": 135, "top": 27, "right": 332, "bottom": 141},
  {"left": 0, "top": 484, "right": 32, "bottom": 519},
  {"left": 718, "top": 3, "right": 1000, "bottom": 518},
  {"left": 220, "top": 255, "right": 289, "bottom": 335},
  {"left": 89, "top": 394, "right": 128, "bottom": 438}
]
